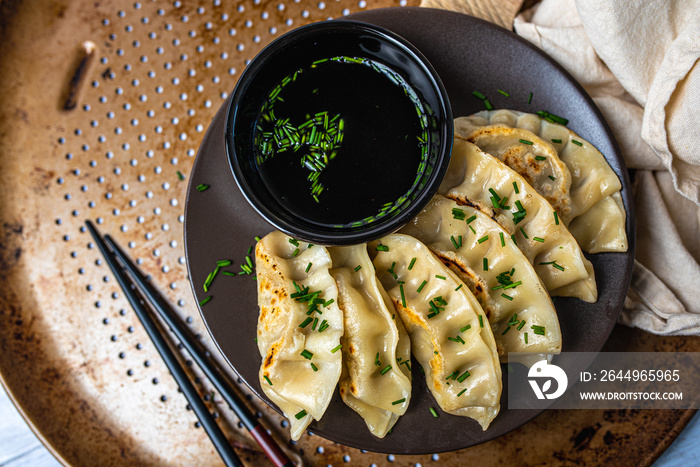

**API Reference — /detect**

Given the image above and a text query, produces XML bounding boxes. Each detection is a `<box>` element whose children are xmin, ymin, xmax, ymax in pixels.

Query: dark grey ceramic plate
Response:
<box><xmin>184</xmin><ymin>7</ymin><xmax>635</xmax><ymax>454</ymax></box>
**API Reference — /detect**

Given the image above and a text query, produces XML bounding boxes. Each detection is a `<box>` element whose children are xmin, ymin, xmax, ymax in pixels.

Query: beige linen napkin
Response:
<box><xmin>513</xmin><ymin>0</ymin><xmax>700</xmax><ymax>334</ymax></box>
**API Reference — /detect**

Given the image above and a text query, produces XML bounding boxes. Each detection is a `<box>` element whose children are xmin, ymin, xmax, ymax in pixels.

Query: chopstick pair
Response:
<box><xmin>85</xmin><ymin>220</ymin><xmax>294</xmax><ymax>467</ymax></box>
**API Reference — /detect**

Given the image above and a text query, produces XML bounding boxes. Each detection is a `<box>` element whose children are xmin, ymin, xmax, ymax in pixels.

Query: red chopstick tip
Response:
<box><xmin>250</xmin><ymin>425</ymin><xmax>294</xmax><ymax>467</ymax></box>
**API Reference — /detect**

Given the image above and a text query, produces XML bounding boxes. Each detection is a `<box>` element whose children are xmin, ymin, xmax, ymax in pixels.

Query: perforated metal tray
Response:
<box><xmin>0</xmin><ymin>0</ymin><xmax>696</xmax><ymax>465</ymax></box>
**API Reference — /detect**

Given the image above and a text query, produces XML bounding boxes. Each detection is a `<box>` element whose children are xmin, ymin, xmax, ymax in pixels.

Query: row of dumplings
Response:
<box><xmin>254</xmin><ymin>110</ymin><xmax>628</xmax><ymax>441</ymax></box>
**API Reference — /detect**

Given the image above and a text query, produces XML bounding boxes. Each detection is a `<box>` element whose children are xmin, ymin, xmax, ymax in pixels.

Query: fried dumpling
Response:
<box><xmin>369</xmin><ymin>234</ymin><xmax>501</xmax><ymax>430</ymax></box>
<box><xmin>454</xmin><ymin>118</ymin><xmax>573</xmax><ymax>221</ymax></box>
<box><xmin>255</xmin><ymin>231</ymin><xmax>343</xmax><ymax>441</ymax></box>
<box><xmin>439</xmin><ymin>138</ymin><xmax>597</xmax><ymax>303</ymax></box>
<box><xmin>328</xmin><ymin>245</ymin><xmax>412</xmax><ymax>438</ymax></box>
<box><xmin>400</xmin><ymin>195</ymin><xmax>562</xmax><ymax>364</ymax></box>
<box><xmin>456</xmin><ymin>109</ymin><xmax>627</xmax><ymax>253</ymax></box>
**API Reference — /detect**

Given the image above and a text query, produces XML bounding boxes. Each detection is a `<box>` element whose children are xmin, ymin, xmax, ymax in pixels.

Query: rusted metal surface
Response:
<box><xmin>0</xmin><ymin>0</ymin><xmax>696</xmax><ymax>465</ymax></box>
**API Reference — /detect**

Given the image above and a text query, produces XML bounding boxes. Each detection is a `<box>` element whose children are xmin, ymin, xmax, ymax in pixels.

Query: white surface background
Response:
<box><xmin>1</xmin><ymin>384</ymin><xmax>698</xmax><ymax>466</ymax></box>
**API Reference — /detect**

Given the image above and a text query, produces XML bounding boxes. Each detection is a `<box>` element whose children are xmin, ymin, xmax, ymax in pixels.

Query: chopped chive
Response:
<box><xmin>310</xmin><ymin>362</ymin><xmax>318</xmax><ymax>372</ymax></box>
<box><xmin>312</xmin><ymin>317</ymin><xmax>318</xmax><ymax>331</ymax></box>
<box><xmin>539</xmin><ymin>261</ymin><xmax>565</xmax><ymax>271</ymax></box>
<box><xmin>478</xmin><ymin>315</ymin><xmax>484</xmax><ymax>328</ymax></box>
<box><xmin>299</xmin><ymin>317</ymin><xmax>313</xmax><ymax>328</ymax></box>
<box><xmin>292</xmin><ymin>248</ymin><xmax>300</xmax><ymax>257</ymax></box>
<box><xmin>497</xmin><ymin>89</ymin><xmax>510</xmax><ymax>97</ymax></box>
<box><xmin>548</xmin><ymin>175</ymin><xmax>557</xmax><ymax>181</ymax></box>
<box><xmin>217</xmin><ymin>259</ymin><xmax>232</xmax><ymax>267</ymax></box>
<box><xmin>177</xmin><ymin>170</ymin><xmax>185</xmax><ymax>181</ymax></box>
<box><xmin>452</xmin><ymin>208</ymin><xmax>466</xmax><ymax>220</ymax></box>
<box><xmin>387</xmin><ymin>261</ymin><xmax>398</xmax><ymax>279</ymax></box>
<box><xmin>501</xmin><ymin>293</ymin><xmax>513</xmax><ymax>301</ymax></box>
<box><xmin>305</xmin><ymin>262</ymin><xmax>312</xmax><ymax>273</ymax></box>
<box><xmin>263</xmin><ymin>375</ymin><xmax>273</xmax><ymax>386</ymax></box>
<box><xmin>536</xmin><ymin>110</ymin><xmax>569</xmax><ymax>125</ymax></box>
<box><xmin>513</xmin><ymin>181</ymin><xmax>519</xmax><ymax>194</ymax></box>
<box><xmin>318</xmin><ymin>319</ymin><xmax>329</xmax><ymax>332</ymax></box>
<box><xmin>500</xmin><ymin>232</ymin><xmax>506</xmax><ymax>247</ymax></box>
<box><xmin>455</xmin><ymin>283</ymin><xmax>463</xmax><ymax>291</ymax></box>
<box><xmin>222</xmin><ymin>271</ymin><xmax>236</xmax><ymax>276</ymax></box>
<box><xmin>483</xmin><ymin>257</ymin><xmax>489</xmax><ymax>271</ymax></box>
<box><xmin>512</xmin><ymin>200</ymin><xmax>527</xmax><ymax>225</ymax></box>
<box><xmin>417</xmin><ymin>280</ymin><xmax>427</xmax><ymax>293</ymax></box>
<box><xmin>525</xmin><ymin>332</ymin><xmax>528</xmax><ymax>343</ymax></box>
<box><xmin>551</xmin><ymin>138</ymin><xmax>562</xmax><ymax>144</ymax></box>
<box><xmin>472</xmin><ymin>90</ymin><xmax>486</xmax><ymax>100</ymax></box>
<box><xmin>477</xmin><ymin>235</ymin><xmax>489</xmax><ymax>244</ymax></box>
<box><xmin>400</xmin><ymin>283</ymin><xmax>406</xmax><ymax>308</ymax></box>
<box><xmin>553</xmin><ymin>211</ymin><xmax>560</xmax><ymax>225</ymax></box>
<box><xmin>199</xmin><ymin>296</ymin><xmax>212</xmax><ymax>306</ymax></box>
<box><xmin>331</xmin><ymin>344</ymin><xmax>342</xmax><ymax>353</ymax></box>
<box><xmin>376</xmin><ymin>244</ymin><xmax>389</xmax><ymax>252</ymax></box>
<box><xmin>484</xmin><ymin>99</ymin><xmax>493</xmax><ymax>110</ymax></box>
<box><xmin>457</xmin><ymin>388</ymin><xmax>467</xmax><ymax>397</ymax></box>
<box><xmin>300</xmin><ymin>349</ymin><xmax>314</xmax><ymax>360</ymax></box>
<box><xmin>450</xmin><ymin>235</ymin><xmax>461</xmax><ymax>249</ymax></box>
<box><xmin>288</xmin><ymin>238</ymin><xmax>299</xmax><ymax>246</ymax></box>
<box><xmin>519</xmin><ymin>139</ymin><xmax>533</xmax><ymax>145</ymax></box>
<box><xmin>520</xmin><ymin>227</ymin><xmax>529</xmax><ymax>239</ymax></box>
<box><xmin>408</xmin><ymin>257</ymin><xmax>417</xmax><ymax>270</ymax></box>
<box><xmin>533</xmin><ymin>237</ymin><xmax>545</xmax><ymax>243</ymax></box>
<box><xmin>375</xmin><ymin>352</ymin><xmax>381</xmax><ymax>366</ymax></box>
<box><xmin>380</xmin><ymin>364</ymin><xmax>392</xmax><ymax>375</ymax></box>
<box><xmin>354</xmin><ymin>264</ymin><xmax>362</xmax><ymax>272</ymax></box>
<box><xmin>430</xmin><ymin>407</ymin><xmax>439</xmax><ymax>418</ymax></box>
<box><xmin>295</xmin><ymin>410</ymin><xmax>307</xmax><ymax>420</ymax></box>
<box><xmin>446</xmin><ymin>370</ymin><xmax>459</xmax><ymax>380</ymax></box>
<box><xmin>502</xmin><ymin>326</ymin><xmax>511</xmax><ymax>335</ymax></box>
<box><xmin>528</xmin><ymin>92</ymin><xmax>533</xmax><ymax>104</ymax></box>
<box><xmin>196</xmin><ymin>183</ymin><xmax>210</xmax><ymax>192</ymax></box>
<box><xmin>572</xmin><ymin>139</ymin><xmax>583</xmax><ymax>146</ymax></box>
<box><xmin>535</xmin><ymin>155</ymin><xmax>546</xmax><ymax>161</ymax></box>
<box><xmin>457</xmin><ymin>370</ymin><xmax>471</xmax><ymax>383</ymax></box>
<box><xmin>435</xmin><ymin>275</ymin><xmax>446</xmax><ymax>280</ymax></box>
<box><xmin>392</xmin><ymin>398</ymin><xmax>406</xmax><ymax>405</ymax></box>
<box><xmin>460</xmin><ymin>324</ymin><xmax>472</xmax><ymax>332</ymax></box>
<box><xmin>517</xmin><ymin>320</ymin><xmax>526</xmax><ymax>331</ymax></box>
<box><xmin>466</xmin><ymin>214</ymin><xmax>477</xmax><ymax>224</ymax></box>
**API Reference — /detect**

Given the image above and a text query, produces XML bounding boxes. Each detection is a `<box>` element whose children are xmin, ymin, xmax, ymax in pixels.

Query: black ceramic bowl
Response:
<box><xmin>226</xmin><ymin>20</ymin><xmax>452</xmax><ymax>245</ymax></box>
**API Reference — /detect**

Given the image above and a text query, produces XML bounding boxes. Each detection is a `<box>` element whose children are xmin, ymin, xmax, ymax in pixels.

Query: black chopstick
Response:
<box><xmin>85</xmin><ymin>221</ymin><xmax>293</xmax><ymax>467</ymax></box>
<box><xmin>85</xmin><ymin>221</ymin><xmax>243</xmax><ymax>466</ymax></box>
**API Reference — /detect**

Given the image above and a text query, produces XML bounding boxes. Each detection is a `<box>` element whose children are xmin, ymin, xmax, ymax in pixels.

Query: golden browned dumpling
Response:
<box><xmin>255</xmin><ymin>231</ymin><xmax>343</xmax><ymax>441</ymax></box>
<box><xmin>370</xmin><ymin>234</ymin><xmax>502</xmax><ymax>430</ymax></box>
<box><xmin>329</xmin><ymin>245</ymin><xmax>412</xmax><ymax>438</ymax></box>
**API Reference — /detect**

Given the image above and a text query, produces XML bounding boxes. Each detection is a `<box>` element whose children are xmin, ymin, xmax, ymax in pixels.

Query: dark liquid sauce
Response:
<box><xmin>255</xmin><ymin>59</ymin><xmax>426</xmax><ymax>227</ymax></box>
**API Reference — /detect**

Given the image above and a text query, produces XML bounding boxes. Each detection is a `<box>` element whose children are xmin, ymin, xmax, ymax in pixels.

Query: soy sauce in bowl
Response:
<box><xmin>227</xmin><ymin>20</ymin><xmax>452</xmax><ymax>245</ymax></box>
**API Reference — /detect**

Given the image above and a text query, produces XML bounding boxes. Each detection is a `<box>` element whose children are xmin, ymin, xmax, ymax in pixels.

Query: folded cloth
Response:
<box><xmin>513</xmin><ymin>0</ymin><xmax>700</xmax><ymax>334</ymax></box>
